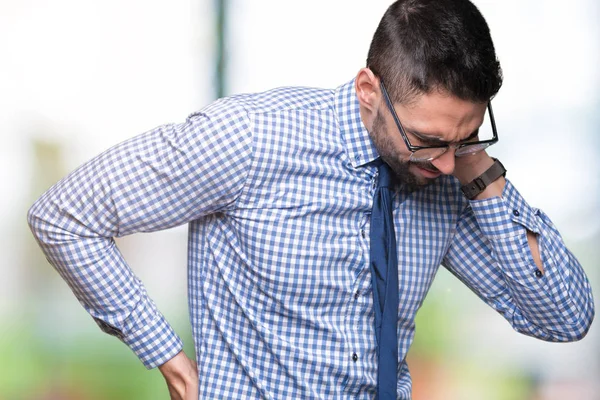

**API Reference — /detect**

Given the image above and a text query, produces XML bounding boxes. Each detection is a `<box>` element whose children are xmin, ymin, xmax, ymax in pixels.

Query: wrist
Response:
<box><xmin>460</xmin><ymin>158</ymin><xmax>507</xmax><ymax>200</ymax></box>
<box><xmin>453</xmin><ymin>152</ymin><xmax>495</xmax><ymax>185</ymax></box>
<box><xmin>470</xmin><ymin>176</ymin><xmax>506</xmax><ymax>200</ymax></box>
<box><xmin>159</xmin><ymin>351</ymin><xmax>198</xmax><ymax>399</ymax></box>
<box><xmin>159</xmin><ymin>351</ymin><xmax>196</xmax><ymax>381</ymax></box>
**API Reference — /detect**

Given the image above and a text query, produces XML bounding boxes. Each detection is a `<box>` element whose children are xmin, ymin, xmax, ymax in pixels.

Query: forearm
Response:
<box><xmin>445</xmin><ymin>180</ymin><xmax>594</xmax><ymax>341</ymax></box>
<box><xmin>454</xmin><ymin>153</ymin><xmax>543</xmax><ymax>271</ymax></box>
<box><xmin>25</xmin><ymin>123</ymin><xmax>191</xmax><ymax>368</ymax></box>
<box><xmin>28</xmin><ymin>194</ymin><xmax>183</xmax><ymax>368</ymax></box>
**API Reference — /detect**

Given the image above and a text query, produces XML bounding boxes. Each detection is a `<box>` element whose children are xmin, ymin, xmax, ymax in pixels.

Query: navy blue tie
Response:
<box><xmin>369</xmin><ymin>160</ymin><xmax>399</xmax><ymax>400</ymax></box>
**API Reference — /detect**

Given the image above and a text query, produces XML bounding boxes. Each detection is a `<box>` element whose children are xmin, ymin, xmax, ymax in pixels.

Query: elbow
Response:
<box><xmin>547</xmin><ymin>301</ymin><xmax>595</xmax><ymax>342</ymax></box>
<box><xmin>28</xmin><ymin>195</ymin><xmax>52</xmax><ymax>244</ymax></box>
<box><xmin>517</xmin><ymin>299</ymin><xmax>595</xmax><ymax>343</ymax></box>
<box><xmin>564</xmin><ymin>290</ymin><xmax>596</xmax><ymax>342</ymax></box>
<box><xmin>570</xmin><ymin>301</ymin><xmax>595</xmax><ymax>341</ymax></box>
<box><xmin>27</xmin><ymin>199</ymin><xmax>42</xmax><ymax>239</ymax></box>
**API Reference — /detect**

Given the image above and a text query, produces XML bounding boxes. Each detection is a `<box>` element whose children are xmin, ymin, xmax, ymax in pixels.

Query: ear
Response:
<box><xmin>354</xmin><ymin>68</ymin><xmax>381</xmax><ymax>131</ymax></box>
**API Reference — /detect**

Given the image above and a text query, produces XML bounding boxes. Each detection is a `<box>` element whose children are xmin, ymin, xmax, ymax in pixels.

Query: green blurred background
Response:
<box><xmin>1</xmin><ymin>1</ymin><xmax>598</xmax><ymax>399</ymax></box>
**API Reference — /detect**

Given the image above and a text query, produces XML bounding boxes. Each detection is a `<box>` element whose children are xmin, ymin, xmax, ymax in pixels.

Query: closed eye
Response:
<box><xmin>408</xmin><ymin>128</ymin><xmax>480</xmax><ymax>146</ymax></box>
<box><xmin>460</xmin><ymin>129</ymin><xmax>480</xmax><ymax>143</ymax></box>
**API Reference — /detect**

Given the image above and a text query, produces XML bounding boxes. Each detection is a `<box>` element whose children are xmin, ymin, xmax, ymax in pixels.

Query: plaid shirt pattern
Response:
<box><xmin>28</xmin><ymin>79</ymin><xmax>594</xmax><ymax>399</ymax></box>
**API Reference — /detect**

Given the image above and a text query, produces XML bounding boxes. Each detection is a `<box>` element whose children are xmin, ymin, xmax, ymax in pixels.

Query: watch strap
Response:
<box><xmin>460</xmin><ymin>158</ymin><xmax>506</xmax><ymax>200</ymax></box>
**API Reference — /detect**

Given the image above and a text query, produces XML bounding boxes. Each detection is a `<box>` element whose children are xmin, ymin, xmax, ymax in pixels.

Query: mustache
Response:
<box><xmin>409</xmin><ymin>159</ymin><xmax>439</xmax><ymax>172</ymax></box>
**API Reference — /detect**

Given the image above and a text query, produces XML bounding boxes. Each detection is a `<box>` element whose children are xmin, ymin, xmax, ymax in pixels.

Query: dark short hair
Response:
<box><xmin>367</xmin><ymin>0</ymin><xmax>503</xmax><ymax>104</ymax></box>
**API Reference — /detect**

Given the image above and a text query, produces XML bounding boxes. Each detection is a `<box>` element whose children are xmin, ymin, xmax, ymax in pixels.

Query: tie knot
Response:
<box><xmin>376</xmin><ymin>160</ymin><xmax>392</xmax><ymax>189</ymax></box>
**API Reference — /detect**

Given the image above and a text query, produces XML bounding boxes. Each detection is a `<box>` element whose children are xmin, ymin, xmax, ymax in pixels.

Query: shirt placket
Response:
<box><xmin>342</xmin><ymin>171</ymin><xmax>379</xmax><ymax>398</ymax></box>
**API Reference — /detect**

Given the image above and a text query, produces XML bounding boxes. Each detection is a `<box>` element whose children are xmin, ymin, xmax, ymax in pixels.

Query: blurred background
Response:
<box><xmin>1</xmin><ymin>0</ymin><xmax>598</xmax><ymax>399</ymax></box>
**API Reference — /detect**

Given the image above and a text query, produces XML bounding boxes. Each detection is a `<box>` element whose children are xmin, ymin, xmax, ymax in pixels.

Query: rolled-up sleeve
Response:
<box><xmin>27</xmin><ymin>97</ymin><xmax>254</xmax><ymax>368</ymax></box>
<box><xmin>443</xmin><ymin>180</ymin><xmax>594</xmax><ymax>341</ymax></box>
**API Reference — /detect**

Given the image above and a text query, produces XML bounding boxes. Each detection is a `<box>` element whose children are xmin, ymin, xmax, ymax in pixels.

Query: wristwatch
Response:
<box><xmin>460</xmin><ymin>158</ymin><xmax>506</xmax><ymax>200</ymax></box>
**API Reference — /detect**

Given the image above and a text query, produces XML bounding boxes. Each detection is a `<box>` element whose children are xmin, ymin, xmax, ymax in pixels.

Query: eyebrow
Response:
<box><xmin>407</xmin><ymin>128</ymin><xmax>480</xmax><ymax>144</ymax></box>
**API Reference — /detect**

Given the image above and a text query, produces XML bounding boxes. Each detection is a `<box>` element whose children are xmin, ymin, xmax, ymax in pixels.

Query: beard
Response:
<box><xmin>369</xmin><ymin>110</ymin><xmax>440</xmax><ymax>191</ymax></box>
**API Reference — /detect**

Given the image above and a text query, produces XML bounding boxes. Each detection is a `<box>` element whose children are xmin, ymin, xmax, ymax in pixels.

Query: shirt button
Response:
<box><xmin>354</xmin><ymin>290</ymin><xmax>360</xmax><ymax>299</ymax></box>
<box><xmin>535</xmin><ymin>270</ymin><xmax>543</xmax><ymax>278</ymax></box>
<box><xmin>513</xmin><ymin>209</ymin><xmax>520</xmax><ymax>217</ymax></box>
<box><xmin>360</xmin><ymin>229</ymin><xmax>366</xmax><ymax>239</ymax></box>
<box><xmin>352</xmin><ymin>352</ymin><xmax>358</xmax><ymax>362</ymax></box>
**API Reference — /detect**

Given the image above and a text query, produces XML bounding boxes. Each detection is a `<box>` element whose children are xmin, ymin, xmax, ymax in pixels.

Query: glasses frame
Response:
<box><xmin>379</xmin><ymin>80</ymin><xmax>499</xmax><ymax>161</ymax></box>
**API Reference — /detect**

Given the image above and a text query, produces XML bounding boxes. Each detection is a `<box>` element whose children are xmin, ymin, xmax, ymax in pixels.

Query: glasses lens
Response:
<box><xmin>408</xmin><ymin>104</ymin><xmax>497</xmax><ymax>161</ymax></box>
<box><xmin>455</xmin><ymin>106</ymin><xmax>496</xmax><ymax>157</ymax></box>
<box><xmin>455</xmin><ymin>142</ymin><xmax>491</xmax><ymax>157</ymax></box>
<box><xmin>410</xmin><ymin>147</ymin><xmax>448</xmax><ymax>162</ymax></box>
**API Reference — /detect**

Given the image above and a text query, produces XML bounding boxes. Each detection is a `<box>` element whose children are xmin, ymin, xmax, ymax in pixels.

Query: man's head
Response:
<box><xmin>356</xmin><ymin>0</ymin><xmax>502</xmax><ymax>188</ymax></box>
<box><xmin>367</xmin><ymin>0</ymin><xmax>502</xmax><ymax>106</ymax></box>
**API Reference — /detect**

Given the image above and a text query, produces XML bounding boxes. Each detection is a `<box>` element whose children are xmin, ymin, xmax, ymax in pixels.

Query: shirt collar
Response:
<box><xmin>334</xmin><ymin>78</ymin><xmax>380</xmax><ymax>168</ymax></box>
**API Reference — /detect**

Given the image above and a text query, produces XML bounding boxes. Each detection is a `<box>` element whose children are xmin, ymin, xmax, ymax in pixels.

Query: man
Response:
<box><xmin>28</xmin><ymin>0</ymin><xmax>594</xmax><ymax>399</ymax></box>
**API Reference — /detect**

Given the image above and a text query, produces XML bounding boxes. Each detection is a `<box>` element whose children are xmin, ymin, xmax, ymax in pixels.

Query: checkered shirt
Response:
<box><xmin>28</xmin><ymin>79</ymin><xmax>595</xmax><ymax>399</ymax></box>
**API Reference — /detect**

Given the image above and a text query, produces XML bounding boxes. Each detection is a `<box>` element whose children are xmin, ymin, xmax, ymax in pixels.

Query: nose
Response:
<box><xmin>431</xmin><ymin>148</ymin><xmax>456</xmax><ymax>175</ymax></box>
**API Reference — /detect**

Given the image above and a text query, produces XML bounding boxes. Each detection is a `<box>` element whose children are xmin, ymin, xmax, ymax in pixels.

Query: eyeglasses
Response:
<box><xmin>379</xmin><ymin>80</ymin><xmax>498</xmax><ymax>162</ymax></box>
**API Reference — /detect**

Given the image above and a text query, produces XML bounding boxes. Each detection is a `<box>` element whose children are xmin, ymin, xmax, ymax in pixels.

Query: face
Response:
<box><xmin>368</xmin><ymin>89</ymin><xmax>487</xmax><ymax>190</ymax></box>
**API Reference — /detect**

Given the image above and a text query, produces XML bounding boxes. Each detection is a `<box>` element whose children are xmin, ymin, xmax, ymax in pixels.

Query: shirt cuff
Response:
<box><xmin>121</xmin><ymin>312</ymin><xmax>184</xmax><ymax>369</ymax></box>
<box><xmin>468</xmin><ymin>179</ymin><xmax>542</xmax><ymax>239</ymax></box>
